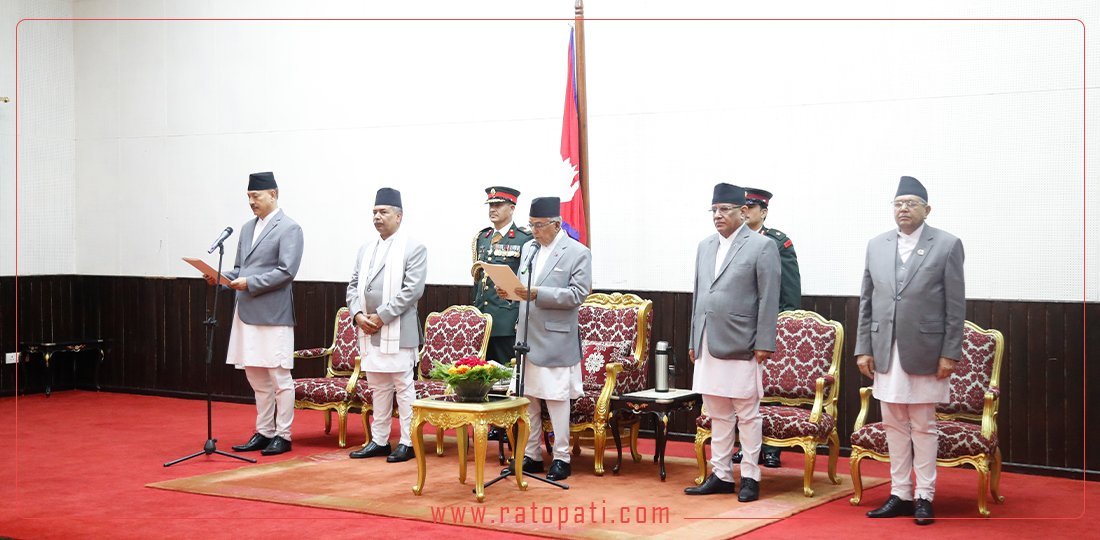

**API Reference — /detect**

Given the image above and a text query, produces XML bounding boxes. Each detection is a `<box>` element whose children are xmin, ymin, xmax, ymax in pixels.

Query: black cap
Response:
<box><xmin>744</xmin><ymin>187</ymin><xmax>773</xmax><ymax>207</ymax></box>
<box><xmin>248</xmin><ymin>172</ymin><xmax>277</xmax><ymax>191</ymax></box>
<box><xmin>485</xmin><ymin>186</ymin><xmax>520</xmax><ymax>204</ymax></box>
<box><xmin>530</xmin><ymin>197</ymin><xmax>560</xmax><ymax>218</ymax></box>
<box><xmin>712</xmin><ymin>183</ymin><xmax>746</xmax><ymax>205</ymax></box>
<box><xmin>896</xmin><ymin>176</ymin><xmax>928</xmax><ymax>202</ymax></box>
<box><xmin>375</xmin><ymin>187</ymin><xmax>402</xmax><ymax>208</ymax></box>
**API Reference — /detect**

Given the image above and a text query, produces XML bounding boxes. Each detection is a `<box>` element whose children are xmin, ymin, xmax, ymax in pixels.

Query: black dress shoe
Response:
<box><xmin>386</xmin><ymin>444</ymin><xmax>415</xmax><ymax>463</ymax></box>
<box><xmin>684</xmin><ymin>473</ymin><xmax>736</xmax><ymax>495</ymax></box>
<box><xmin>546</xmin><ymin>459</ymin><xmax>571</xmax><ymax>481</ymax></box>
<box><xmin>731</xmin><ymin>448</ymin><xmax>744</xmax><ymax>464</ymax></box>
<box><xmin>349</xmin><ymin>441</ymin><xmax>392</xmax><ymax>459</ymax></box>
<box><xmin>260</xmin><ymin>436</ymin><xmax>291</xmax><ymax>456</ymax></box>
<box><xmin>487</xmin><ymin>426</ymin><xmax>504</xmax><ymax>441</ymax></box>
<box><xmin>761</xmin><ymin>451</ymin><xmax>782</xmax><ymax>469</ymax></box>
<box><xmin>866</xmin><ymin>495</ymin><xmax>915</xmax><ymax>518</ymax></box>
<box><xmin>738</xmin><ymin>477</ymin><xmax>760</xmax><ymax>502</ymax></box>
<box><xmin>501</xmin><ymin>456</ymin><xmax>544</xmax><ymax>475</ymax></box>
<box><xmin>232</xmin><ymin>433</ymin><xmax>272</xmax><ymax>452</ymax></box>
<box><xmin>914</xmin><ymin>498</ymin><xmax>935</xmax><ymax>525</ymax></box>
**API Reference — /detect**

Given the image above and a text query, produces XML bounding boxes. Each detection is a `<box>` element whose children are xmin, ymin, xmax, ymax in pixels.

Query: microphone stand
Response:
<box><xmin>165</xmin><ymin>242</ymin><xmax>255</xmax><ymax>467</ymax></box>
<box><xmin>484</xmin><ymin>242</ymin><xmax>568</xmax><ymax>491</ymax></box>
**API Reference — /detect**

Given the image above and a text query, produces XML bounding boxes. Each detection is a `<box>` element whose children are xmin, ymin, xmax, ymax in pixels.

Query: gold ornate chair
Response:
<box><xmin>694</xmin><ymin>310</ymin><xmax>843</xmax><ymax>497</ymax></box>
<box><xmin>353</xmin><ymin>305</ymin><xmax>491</xmax><ymax>450</ymax></box>
<box><xmin>849</xmin><ymin>320</ymin><xmax>1005</xmax><ymax>516</ymax></box>
<box><xmin>542</xmin><ymin>292</ymin><xmax>653</xmax><ymax>475</ymax></box>
<box><xmin>292</xmin><ymin>307</ymin><xmax>362</xmax><ymax>447</ymax></box>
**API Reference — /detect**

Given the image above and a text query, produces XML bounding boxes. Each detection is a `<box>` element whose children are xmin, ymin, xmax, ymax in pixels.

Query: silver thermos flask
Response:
<box><xmin>654</xmin><ymin>341</ymin><xmax>670</xmax><ymax>392</ymax></box>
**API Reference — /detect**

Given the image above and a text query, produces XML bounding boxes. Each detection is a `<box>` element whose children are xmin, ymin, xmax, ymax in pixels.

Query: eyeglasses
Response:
<box><xmin>892</xmin><ymin>200</ymin><xmax>926</xmax><ymax>210</ymax></box>
<box><xmin>707</xmin><ymin>205</ymin><xmax>740</xmax><ymax>215</ymax></box>
<box><xmin>528</xmin><ymin>221</ymin><xmax>556</xmax><ymax>230</ymax></box>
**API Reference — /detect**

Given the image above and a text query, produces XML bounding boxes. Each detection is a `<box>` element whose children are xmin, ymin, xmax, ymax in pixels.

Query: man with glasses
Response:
<box><xmin>347</xmin><ymin>188</ymin><xmax>427</xmax><ymax>464</ymax></box>
<box><xmin>496</xmin><ymin>197</ymin><xmax>591</xmax><ymax>481</ymax></box>
<box><xmin>732</xmin><ymin>187</ymin><xmax>803</xmax><ymax>469</ymax></box>
<box><xmin>685</xmin><ymin>183</ymin><xmax>780</xmax><ymax>502</ymax></box>
<box><xmin>855</xmin><ymin>176</ymin><xmax>965</xmax><ymax>525</ymax></box>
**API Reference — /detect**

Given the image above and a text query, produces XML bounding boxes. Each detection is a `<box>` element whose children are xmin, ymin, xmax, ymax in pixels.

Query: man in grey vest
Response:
<box><xmin>684</xmin><ymin>183</ymin><xmax>780</xmax><ymax>502</ymax></box>
<box><xmin>855</xmin><ymin>176</ymin><xmax>965</xmax><ymax>525</ymax></box>
<box><xmin>225</xmin><ymin>171</ymin><xmax>305</xmax><ymax>457</ymax></box>
<box><xmin>497</xmin><ymin>197</ymin><xmax>591</xmax><ymax>481</ymax></box>
<box><xmin>347</xmin><ymin>188</ymin><xmax>428</xmax><ymax>463</ymax></box>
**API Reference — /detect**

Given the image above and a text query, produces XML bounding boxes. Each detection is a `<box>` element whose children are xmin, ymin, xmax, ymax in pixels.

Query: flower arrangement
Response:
<box><xmin>429</xmin><ymin>356</ymin><xmax>513</xmax><ymax>401</ymax></box>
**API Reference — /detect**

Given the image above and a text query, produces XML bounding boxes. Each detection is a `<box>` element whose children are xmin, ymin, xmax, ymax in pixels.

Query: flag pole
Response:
<box><xmin>574</xmin><ymin>0</ymin><xmax>591</xmax><ymax>246</ymax></box>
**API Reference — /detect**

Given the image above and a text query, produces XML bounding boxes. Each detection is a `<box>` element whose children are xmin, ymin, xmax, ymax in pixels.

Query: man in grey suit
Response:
<box><xmin>496</xmin><ymin>196</ymin><xmax>591</xmax><ymax>481</ymax></box>
<box><xmin>856</xmin><ymin>176</ymin><xmax>965</xmax><ymax>525</ymax></box>
<box><xmin>347</xmin><ymin>187</ymin><xmax>427</xmax><ymax>463</ymax></box>
<box><xmin>684</xmin><ymin>183</ymin><xmax>780</xmax><ymax>502</ymax></box>
<box><xmin>225</xmin><ymin>171</ymin><xmax>305</xmax><ymax>457</ymax></box>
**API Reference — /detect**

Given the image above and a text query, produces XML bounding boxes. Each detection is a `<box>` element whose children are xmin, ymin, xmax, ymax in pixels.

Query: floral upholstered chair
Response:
<box><xmin>849</xmin><ymin>320</ymin><xmax>1005</xmax><ymax>516</ymax></box>
<box><xmin>542</xmin><ymin>292</ymin><xmax>653</xmax><ymax>476</ymax></box>
<box><xmin>292</xmin><ymin>307</ymin><xmax>362</xmax><ymax>447</ymax></box>
<box><xmin>352</xmin><ymin>305</ymin><xmax>491</xmax><ymax>450</ymax></box>
<box><xmin>694</xmin><ymin>310</ymin><xmax>843</xmax><ymax>497</ymax></box>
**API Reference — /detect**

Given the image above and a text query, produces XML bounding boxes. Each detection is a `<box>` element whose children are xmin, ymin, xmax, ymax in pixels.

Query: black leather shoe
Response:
<box><xmin>232</xmin><ymin>433</ymin><xmax>271</xmax><ymax>452</ymax></box>
<box><xmin>914</xmin><ymin>498</ymin><xmax>934</xmax><ymax>525</ymax></box>
<box><xmin>386</xmin><ymin>444</ymin><xmax>415</xmax><ymax>463</ymax></box>
<box><xmin>731</xmin><ymin>448</ymin><xmax>744</xmax><ymax>464</ymax></box>
<box><xmin>260</xmin><ymin>436</ymin><xmax>291</xmax><ymax>456</ymax></box>
<box><xmin>349</xmin><ymin>441</ymin><xmax>391</xmax><ymax>459</ymax></box>
<box><xmin>546</xmin><ymin>459</ymin><xmax>571</xmax><ymax>481</ymax></box>
<box><xmin>866</xmin><ymin>495</ymin><xmax>915</xmax><ymax>518</ymax></box>
<box><xmin>684</xmin><ymin>473</ymin><xmax>736</xmax><ymax>495</ymax></box>
<box><xmin>487</xmin><ymin>427</ymin><xmax>504</xmax><ymax>441</ymax></box>
<box><xmin>738</xmin><ymin>477</ymin><xmax>760</xmax><ymax>502</ymax></box>
<box><xmin>762</xmin><ymin>451</ymin><xmax>782</xmax><ymax>468</ymax></box>
<box><xmin>501</xmin><ymin>456</ymin><xmax>544</xmax><ymax>475</ymax></box>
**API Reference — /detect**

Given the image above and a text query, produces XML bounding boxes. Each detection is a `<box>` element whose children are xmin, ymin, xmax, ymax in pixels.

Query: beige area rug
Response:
<box><xmin>149</xmin><ymin>442</ymin><xmax>886</xmax><ymax>539</ymax></box>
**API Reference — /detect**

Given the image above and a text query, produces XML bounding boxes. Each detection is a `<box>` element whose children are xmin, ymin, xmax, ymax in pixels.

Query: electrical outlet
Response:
<box><xmin>4</xmin><ymin>352</ymin><xmax>17</xmax><ymax>364</ymax></box>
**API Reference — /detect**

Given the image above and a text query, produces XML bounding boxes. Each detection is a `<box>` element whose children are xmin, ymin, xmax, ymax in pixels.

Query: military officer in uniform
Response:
<box><xmin>472</xmin><ymin>186</ymin><xmax>533</xmax><ymax>364</ymax></box>
<box><xmin>472</xmin><ymin>187</ymin><xmax>532</xmax><ymax>443</ymax></box>
<box><xmin>732</xmin><ymin>187</ymin><xmax>803</xmax><ymax>468</ymax></box>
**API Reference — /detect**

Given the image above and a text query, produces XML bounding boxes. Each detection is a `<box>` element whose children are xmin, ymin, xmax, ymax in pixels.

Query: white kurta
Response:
<box><xmin>226</xmin><ymin>307</ymin><xmax>295</xmax><ymax>369</ymax></box>
<box><xmin>692</xmin><ymin>332</ymin><xmax>762</xmax><ymax>399</ymax></box>
<box><xmin>360</xmin><ymin>339</ymin><xmax>417</xmax><ymax>373</ymax></box>
<box><xmin>872</xmin><ymin>224</ymin><xmax>949</xmax><ymax>404</ymax></box>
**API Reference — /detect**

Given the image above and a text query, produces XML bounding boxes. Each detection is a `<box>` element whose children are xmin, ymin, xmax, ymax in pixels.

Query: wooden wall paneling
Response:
<box><xmin>1086</xmin><ymin>303</ymin><xmax>1100</xmax><ymax>472</ymax></box>
<box><xmin>990</xmin><ymin>300</ymin><xmax>1012</xmax><ymax>463</ymax></box>
<box><xmin>1063</xmin><ymin>302</ymin><xmax>1084</xmax><ymax>470</ymax></box>
<box><xmin>1006</xmin><ymin>302</ymin><xmax>1029</xmax><ymax>464</ymax></box>
<box><xmin>1</xmin><ymin>278</ymin><xmax>14</xmax><ymax>393</ymax></box>
<box><xmin>1025</xmin><ymin>302</ymin><xmax>1048</xmax><ymax>466</ymax></box>
<box><xmin>1045</xmin><ymin>302</ymin><xmax>1066</xmax><ymax>467</ymax></box>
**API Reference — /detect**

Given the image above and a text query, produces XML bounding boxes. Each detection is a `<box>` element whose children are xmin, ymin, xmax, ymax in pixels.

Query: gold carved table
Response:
<box><xmin>411</xmin><ymin>395</ymin><xmax>530</xmax><ymax>502</ymax></box>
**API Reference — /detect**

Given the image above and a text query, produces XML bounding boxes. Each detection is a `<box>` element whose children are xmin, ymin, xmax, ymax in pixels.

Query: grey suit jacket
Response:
<box><xmin>690</xmin><ymin>226</ymin><xmax>781</xmax><ymax>360</ymax></box>
<box><xmin>514</xmin><ymin>234</ymin><xmax>592</xmax><ymax>368</ymax></box>
<box><xmin>224</xmin><ymin>210</ymin><xmax>304</xmax><ymax>326</ymax></box>
<box><xmin>854</xmin><ymin>224</ymin><xmax>966</xmax><ymax>375</ymax></box>
<box><xmin>346</xmin><ymin>237</ymin><xmax>428</xmax><ymax>349</ymax></box>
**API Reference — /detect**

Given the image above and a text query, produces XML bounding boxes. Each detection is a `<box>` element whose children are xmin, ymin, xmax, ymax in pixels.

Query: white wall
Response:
<box><xmin>9</xmin><ymin>0</ymin><xmax>1098</xmax><ymax>303</ymax></box>
<box><xmin>1</xmin><ymin>0</ymin><xmax>75</xmax><ymax>276</ymax></box>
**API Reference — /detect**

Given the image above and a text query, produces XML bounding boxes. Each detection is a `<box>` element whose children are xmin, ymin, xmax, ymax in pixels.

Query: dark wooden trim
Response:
<box><xmin>4</xmin><ymin>275</ymin><xmax>1096</xmax><ymax>476</ymax></box>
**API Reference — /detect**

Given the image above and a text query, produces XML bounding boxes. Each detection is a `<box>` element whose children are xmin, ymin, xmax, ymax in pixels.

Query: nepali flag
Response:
<box><xmin>559</xmin><ymin>28</ymin><xmax>588</xmax><ymax>246</ymax></box>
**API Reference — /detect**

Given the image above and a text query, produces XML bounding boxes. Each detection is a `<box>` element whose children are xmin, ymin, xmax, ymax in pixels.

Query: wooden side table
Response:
<box><xmin>610</xmin><ymin>388</ymin><xmax>701</xmax><ymax>481</ymax></box>
<box><xmin>411</xmin><ymin>395</ymin><xmax>530</xmax><ymax>502</ymax></box>
<box><xmin>19</xmin><ymin>340</ymin><xmax>108</xmax><ymax>396</ymax></box>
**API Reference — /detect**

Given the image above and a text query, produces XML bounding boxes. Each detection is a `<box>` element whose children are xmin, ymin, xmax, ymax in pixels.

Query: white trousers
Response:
<box><xmin>524</xmin><ymin>397</ymin><xmax>572</xmax><ymax>463</ymax></box>
<box><xmin>703</xmin><ymin>394</ymin><xmax>762</xmax><ymax>482</ymax></box>
<box><xmin>367</xmin><ymin>369</ymin><xmax>415</xmax><ymax>447</ymax></box>
<box><xmin>881</xmin><ymin>401</ymin><xmax>938</xmax><ymax>501</ymax></box>
<box><xmin>244</xmin><ymin>366</ymin><xmax>294</xmax><ymax>440</ymax></box>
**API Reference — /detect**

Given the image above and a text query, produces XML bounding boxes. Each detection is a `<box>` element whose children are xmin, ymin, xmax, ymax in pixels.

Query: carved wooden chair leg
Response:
<box><xmin>976</xmin><ymin>459</ymin><xmax>991</xmax><ymax>517</ymax></box>
<box><xmin>629</xmin><ymin>421</ymin><xmax>642</xmax><ymax>463</ymax></box>
<box><xmin>827</xmin><ymin>431</ymin><xmax>841</xmax><ymax>484</ymax></box>
<box><xmin>324</xmin><ymin>410</ymin><xmax>332</xmax><ymax>434</ymax></box>
<box><xmin>991</xmin><ymin>447</ymin><xmax>1005</xmax><ymax>503</ymax></box>
<box><xmin>849</xmin><ymin>452</ymin><xmax>865</xmax><ymax>505</ymax></box>
<box><xmin>801</xmin><ymin>441</ymin><xmax>817</xmax><ymax>497</ymax></box>
<box><xmin>693</xmin><ymin>429</ymin><xmax>711</xmax><ymax>485</ymax></box>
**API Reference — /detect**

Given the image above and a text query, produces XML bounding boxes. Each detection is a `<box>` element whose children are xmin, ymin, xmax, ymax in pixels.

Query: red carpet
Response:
<box><xmin>2</xmin><ymin>390</ymin><xmax>1097</xmax><ymax>539</ymax></box>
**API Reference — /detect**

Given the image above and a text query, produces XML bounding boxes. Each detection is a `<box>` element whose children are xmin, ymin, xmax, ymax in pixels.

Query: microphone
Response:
<box><xmin>207</xmin><ymin>226</ymin><xmax>234</xmax><ymax>254</ymax></box>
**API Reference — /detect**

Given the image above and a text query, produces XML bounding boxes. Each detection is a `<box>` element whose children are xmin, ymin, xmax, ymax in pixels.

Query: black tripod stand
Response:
<box><xmin>484</xmin><ymin>243</ymin><xmax>568</xmax><ymax>491</ymax></box>
<box><xmin>165</xmin><ymin>243</ymin><xmax>255</xmax><ymax>467</ymax></box>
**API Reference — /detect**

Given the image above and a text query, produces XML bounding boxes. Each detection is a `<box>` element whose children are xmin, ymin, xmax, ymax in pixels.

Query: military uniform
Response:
<box><xmin>472</xmin><ymin>219</ymin><xmax>532</xmax><ymax>364</ymax></box>
<box><xmin>758</xmin><ymin>226</ymin><xmax>802</xmax><ymax>312</ymax></box>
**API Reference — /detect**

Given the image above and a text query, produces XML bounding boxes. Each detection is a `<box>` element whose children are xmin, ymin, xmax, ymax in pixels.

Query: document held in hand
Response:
<box><xmin>183</xmin><ymin>257</ymin><xmax>232</xmax><ymax>286</ymax></box>
<box><xmin>477</xmin><ymin>262</ymin><xmax>526</xmax><ymax>301</ymax></box>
